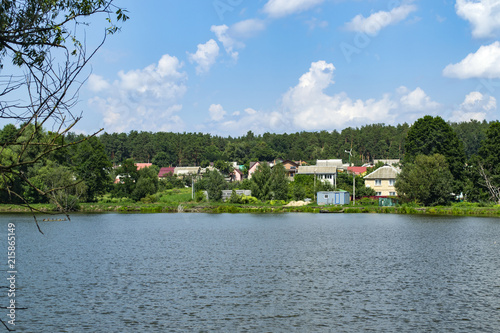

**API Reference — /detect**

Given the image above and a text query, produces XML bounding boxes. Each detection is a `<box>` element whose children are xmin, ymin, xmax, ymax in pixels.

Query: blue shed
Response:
<box><xmin>317</xmin><ymin>191</ymin><xmax>350</xmax><ymax>205</ymax></box>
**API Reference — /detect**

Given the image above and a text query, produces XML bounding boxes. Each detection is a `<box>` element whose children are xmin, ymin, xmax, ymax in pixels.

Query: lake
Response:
<box><xmin>1</xmin><ymin>213</ymin><xmax>500</xmax><ymax>332</ymax></box>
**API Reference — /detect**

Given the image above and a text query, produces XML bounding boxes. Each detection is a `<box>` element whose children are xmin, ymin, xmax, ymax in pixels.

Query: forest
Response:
<box><xmin>97</xmin><ymin>120</ymin><xmax>489</xmax><ymax>167</ymax></box>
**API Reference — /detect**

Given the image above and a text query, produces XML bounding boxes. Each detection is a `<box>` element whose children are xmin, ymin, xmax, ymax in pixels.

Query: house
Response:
<box><xmin>317</xmin><ymin>191</ymin><xmax>350</xmax><ymax>205</ymax></box>
<box><xmin>174</xmin><ymin>166</ymin><xmax>200</xmax><ymax>177</ymax></box>
<box><xmin>364</xmin><ymin>165</ymin><xmax>401</xmax><ymax>196</ymax></box>
<box><xmin>229</xmin><ymin>168</ymin><xmax>244</xmax><ymax>182</ymax></box>
<box><xmin>347</xmin><ymin>166</ymin><xmax>368</xmax><ymax>176</ymax></box>
<box><xmin>280</xmin><ymin>160</ymin><xmax>300</xmax><ymax>178</ymax></box>
<box><xmin>248</xmin><ymin>161</ymin><xmax>262</xmax><ymax>179</ymax></box>
<box><xmin>158</xmin><ymin>167</ymin><xmax>175</xmax><ymax>178</ymax></box>
<box><xmin>297</xmin><ymin>165</ymin><xmax>337</xmax><ymax>186</ymax></box>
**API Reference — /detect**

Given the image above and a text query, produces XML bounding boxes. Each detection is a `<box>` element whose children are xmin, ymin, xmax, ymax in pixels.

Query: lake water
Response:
<box><xmin>1</xmin><ymin>213</ymin><xmax>500</xmax><ymax>332</ymax></box>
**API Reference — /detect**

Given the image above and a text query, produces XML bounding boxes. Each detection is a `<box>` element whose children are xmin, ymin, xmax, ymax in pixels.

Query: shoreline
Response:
<box><xmin>1</xmin><ymin>203</ymin><xmax>500</xmax><ymax>217</ymax></box>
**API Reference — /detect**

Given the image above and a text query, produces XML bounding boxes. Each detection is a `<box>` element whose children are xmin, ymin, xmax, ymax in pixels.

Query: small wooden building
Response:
<box><xmin>317</xmin><ymin>191</ymin><xmax>350</xmax><ymax>205</ymax></box>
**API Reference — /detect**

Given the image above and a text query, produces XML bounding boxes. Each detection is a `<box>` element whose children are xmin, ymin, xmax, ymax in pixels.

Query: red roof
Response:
<box><xmin>348</xmin><ymin>166</ymin><xmax>367</xmax><ymax>175</ymax></box>
<box><xmin>158</xmin><ymin>167</ymin><xmax>175</xmax><ymax>177</ymax></box>
<box><xmin>135</xmin><ymin>163</ymin><xmax>152</xmax><ymax>170</ymax></box>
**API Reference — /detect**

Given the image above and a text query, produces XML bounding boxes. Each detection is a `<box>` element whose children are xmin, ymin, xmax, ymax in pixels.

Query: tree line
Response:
<box><xmin>2</xmin><ymin>117</ymin><xmax>499</xmax><ymax>208</ymax></box>
<box><xmin>98</xmin><ymin>120</ymin><xmax>490</xmax><ymax>168</ymax></box>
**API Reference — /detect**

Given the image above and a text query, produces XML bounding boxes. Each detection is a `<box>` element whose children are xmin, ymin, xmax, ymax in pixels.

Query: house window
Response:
<box><xmin>324</xmin><ymin>195</ymin><xmax>329</xmax><ymax>199</ymax></box>
<box><xmin>376</xmin><ymin>192</ymin><xmax>382</xmax><ymax>196</ymax></box>
<box><xmin>389</xmin><ymin>179</ymin><xmax>395</xmax><ymax>186</ymax></box>
<box><xmin>375</xmin><ymin>179</ymin><xmax>382</xmax><ymax>186</ymax></box>
<box><xmin>389</xmin><ymin>192</ymin><xmax>396</xmax><ymax>196</ymax></box>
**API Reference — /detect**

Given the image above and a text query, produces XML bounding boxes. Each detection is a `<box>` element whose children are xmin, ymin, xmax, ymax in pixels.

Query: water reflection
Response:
<box><xmin>1</xmin><ymin>213</ymin><xmax>499</xmax><ymax>332</ymax></box>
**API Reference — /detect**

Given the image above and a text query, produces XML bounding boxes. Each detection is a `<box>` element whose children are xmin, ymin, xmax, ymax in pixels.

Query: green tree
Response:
<box><xmin>451</xmin><ymin>120</ymin><xmax>489</xmax><ymax>159</ymax></box>
<box><xmin>270</xmin><ymin>163</ymin><xmax>288</xmax><ymax>200</ymax></box>
<box><xmin>336</xmin><ymin>173</ymin><xmax>375</xmax><ymax>198</ymax></box>
<box><xmin>113</xmin><ymin>159</ymin><xmax>139</xmax><ymax>198</ymax></box>
<box><xmin>404</xmin><ymin>116</ymin><xmax>466</xmax><ymax>191</ymax></box>
<box><xmin>205</xmin><ymin>169</ymin><xmax>226</xmax><ymax>201</ymax></box>
<box><xmin>396</xmin><ymin>154</ymin><xmax>454</xmax><ymax>206</ymax></box>
<box><xmin>214</xmin><ymin>160</ymin><xmax>233</xmax><ymax>175</ymax></box>
<box><xmin>131</xmin><ymin>166</ymin><xmax>159</xmax><ymax>202</ymax></box>
<box><xmin>71</xmin><ymin>136</ymin><xmax>112</xmax><ymax>202</ymax></box>
<box><xmin>36</xmin><ymin>161</ymin><xmax>87</xmax><ymax>211</ymax></box>
<box><xmin>477</xmin><ymin>121</ymin><xmax>500</xmax><ymax>203</ymax></box>
<box><xmin>152</xmin><ymin>151</ymin><xmax>171</xmax><ymax>167</ymax></box>
<box><xmin>0</xmin><ymin>0</ymin><xmax>127</xmax><ymax>211</ymax></box>
<box><xmin>250</xmin><ymin>163</ymin><xmax>272</xmax><ymax>201</ymax></box>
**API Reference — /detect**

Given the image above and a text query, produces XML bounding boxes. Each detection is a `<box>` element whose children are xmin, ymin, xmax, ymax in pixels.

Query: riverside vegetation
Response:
<box><xmin>3</xmin><ymin>187</ymin><xmax>500</xmax><ymax>218</ymax></box>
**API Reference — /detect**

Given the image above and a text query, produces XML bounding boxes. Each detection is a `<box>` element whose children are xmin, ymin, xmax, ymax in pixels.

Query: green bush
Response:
<box><xmin>357</xmin><ymin>197</ymin><xmax>378</xmax><ymax>206</ymax></box>
<box><xmin>240</xmin><ymin>195</ymin><xmax>259</xmax><ymax>204</ymax></box>
<box><xmin>228</xmin><ymin>190</ymin><xmax>242</xmax><ymax>204</ymax></box>
<box><xmin>140</xmin><ymin>194</ymin><xmax>157</xmax><ymax>204</ymax></box>
<box><xmin>195</xmin><ymin>190</ymin><xmax>206</xmax><ymax>202</ymax></box>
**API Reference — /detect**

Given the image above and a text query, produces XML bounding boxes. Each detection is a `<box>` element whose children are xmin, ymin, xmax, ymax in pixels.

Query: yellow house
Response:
<box><xmin>364</xmin><ymin>165</ymin><xmax>400</xmax><ymax>196</ymax></box>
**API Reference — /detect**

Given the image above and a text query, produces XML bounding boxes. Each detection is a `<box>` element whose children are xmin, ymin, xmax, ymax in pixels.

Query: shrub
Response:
<box><xmin>195</xmin><ymin>190</ymin><xmax>206</xmax><ymax>202</ymax></box>
<box><xmin>240</xmin><ymin>195</ymin><xmax>259</xmax><ymax>204</ymax></box>
<box><xmin>140</xmin><ymin>194</ymin><xmax>157</xmax><ymax>204</ymax></box>
<box><xmin>357</xmin><ymin>197</ymin><xmax>378</xmax><ymax>206</ymax></box>
<box><xmin>228</xmin><ymin>190</ymin><xmax>242</xmax><ymax>204</ymax></box>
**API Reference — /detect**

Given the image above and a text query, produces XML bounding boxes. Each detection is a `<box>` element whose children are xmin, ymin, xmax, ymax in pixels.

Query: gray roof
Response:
<box><xmin>297</xmin><ymin>165</ymin><xmax>337</xmax><ymax>175</ymax></box>
<box><xmin>200</xmin><ymin>166</ymin><xmax>217</xmax><ymax>174</ymax></box>
<box><xmin>374</xmin><ymin>159</ymin><xmax>400</xmax><ymax>166</ymax></box>
<box><xmin>364</xmin><ymin>165</ymin><xmax>400</xmax><ymax>179</ymax></box>
<box><xmin>316</xmin><ymin>159</ymin><xmax>344</xmax><ymax>167</ymax></box>
<box><xmin>174</xmin><ymin>167</ymin><xmax>200</xmax><ymax>175</ymax></box>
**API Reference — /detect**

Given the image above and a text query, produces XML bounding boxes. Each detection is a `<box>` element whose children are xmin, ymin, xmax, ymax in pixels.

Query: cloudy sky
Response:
<box><xmin>77</xmin><ymin>0</ymin><xmax>500</xmax><ymax>135</ymax></box>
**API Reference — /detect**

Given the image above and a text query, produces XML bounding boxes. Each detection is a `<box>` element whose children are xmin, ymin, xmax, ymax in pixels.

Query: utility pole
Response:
<box><xmin>353</xmin><ymin>171</ymin><xmax>355</xmax><ymax>206</ymax></box>
<box><xmin>314</xmin><ymin>170</ymin><xmax>316</xmax><ymax>203</ymax></box>
<box><xmin>345</xmin><ymin>148</ymin><xmax>354</xmax><ymax>205</ymax></box>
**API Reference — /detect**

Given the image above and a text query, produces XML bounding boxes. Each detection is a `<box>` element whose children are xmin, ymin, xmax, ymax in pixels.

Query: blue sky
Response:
<box><xmin>74</xmin><ymin>0</ymin><xmax>500</xmax><ymax>136</ymax></box>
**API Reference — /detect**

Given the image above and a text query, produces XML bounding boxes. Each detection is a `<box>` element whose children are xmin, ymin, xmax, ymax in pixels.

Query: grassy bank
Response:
<box><xmin>2</xmin><ymin>201</ymin><xmax>500</xmax><ymax>217</ymax></box>
<box><xmin>2</xmin><ymin>188</ymin><xmax>500</xmax><ymax>216</ymax></box>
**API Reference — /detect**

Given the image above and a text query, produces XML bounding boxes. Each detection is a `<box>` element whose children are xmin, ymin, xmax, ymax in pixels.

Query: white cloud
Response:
<box><xmin>263</xmin><ymin>0</ymin><xmax>325</xmax><ymax>18</ymax></box>
<box><xmin>88</xmin><ymin>74</ymin><xmax>110</xmax><ymax>92</ymax></box>
<box><xmin>188</xmin><ymin>39</ymin><xmax>220</xmax><ymax>75</ymax></box>
<box><xmin>305</xmin><ymin>17</ymin><xmax>329</xmax><ymax>30</ymax></box>
<box><xmin>209</xmin><ymin>104</ymin><xmax>227</xmax><ymax>121</ymax></box>
<box><xmin>281</xmin><ymin>61</ymin><xmax>398</xmax><ymax>130</ymax></box>
<box><xmin>210</xmin><ymin>20</ymin><xmax>267</xmax><ymax>62</ymax></box>
<box><xmin>245</xmin><ymin>108</ymin><xmax>258</xmax><ymax>115</ymax></box>
<box><xmin>231</xmin><ymin>19</ymin><xmax>267</xmax><ymax>38</ymax></box>
<box><xmin>443</xmin><ymin>41</ymin><xmax>500</xmax><ymax>79</ymax></box>
<box><xmin>211</xmin><ymin>25</ymin><xmax>241</xmax><ymax>61</ymax></box>
<box><xmin>399</xmin><ymin>87</ymin><xmax>440</xmax><ymax>111</ymax></box>
<box><xmin>450</xmin><ymin>91</ymin><xmax>497</xmax><ymax>122</ymax></box>
<box><xmin>345</xmin><ymin>3</ymin><xmax>417</xmax><ymax>35</ymax></box>
<box><xmin>456</xmin><ymin>0</ymin><xmax>500</xmax><ymax>38</ymax></box>
<box><xmin>208</xmin><ymin>62</ymin><xmax>442</xmax><ymax>134</ymax></box>
<box><xmin>87</xmin><ymin>54</ymin><xmax>187</xmax><ymax>133</ymax></box>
